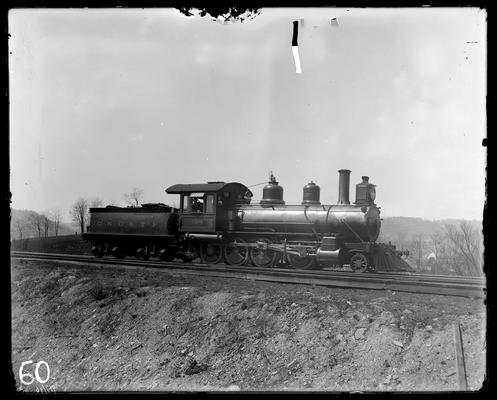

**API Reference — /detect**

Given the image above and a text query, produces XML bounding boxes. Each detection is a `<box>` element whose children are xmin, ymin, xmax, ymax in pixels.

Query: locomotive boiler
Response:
<box><xmin>83</xmin><ymin>169</ymin><xmax>413</xmax><ymax>273</ymax></box>
<box><xmin>227</xmin><ymin>170</ymin><xmax>381</xmax><ymax>270</ymax></box>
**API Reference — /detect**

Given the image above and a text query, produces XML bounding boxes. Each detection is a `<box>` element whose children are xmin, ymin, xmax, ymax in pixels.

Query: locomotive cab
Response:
<box><xmin>165</xmin><ymin>182</ymin><xmax>253</xmax><ymax>234</ymax></box>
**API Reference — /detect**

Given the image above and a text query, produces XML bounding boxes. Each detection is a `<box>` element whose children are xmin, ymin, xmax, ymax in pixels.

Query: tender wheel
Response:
<box><xmin>135</xmin><ymin>248</ymin><xmax>147</xmax><ymax>260</ymax></box>
<box><xmin>91</xmin><ymin>245</ymin><xmax>104</xmax><ymax>258</ymax></box>
<box><xmin>158</xmin><ymin>248</ymin><xmax>175</xmax><ymax>262</ymax></box>
<box><xmin>111</xmin><ymin>247</ymin><xmax>124</xmax><ymax>259</ymax></box>
<box><xmin>223</xmin><ymin>237</ymin><xmax>249</xmax><ymax>266</ymax></box>
<box><xmin>250</xmin><ymin>238</ymin><xmax>277</xmax><ymax>268</ymax></box>
<box><xmin>350</xmin><ymin>252</ymin><xmax>369</xmax><ymax>273</ymax></box>
<box><xmin>199</xmin><ymin>243</ymin><xmax>223</xmax><ymax>264</ymax></box>
<box><xmin>287</xmin><ymin>253</ymin><xmax>316</xmax><ymax>270</ymax></box>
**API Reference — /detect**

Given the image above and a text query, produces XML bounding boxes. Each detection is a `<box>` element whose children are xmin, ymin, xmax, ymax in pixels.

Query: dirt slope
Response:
<box><xmin>11</xmin><ymin>259</ymin><xmax>486</xmax><ymax>392</ymax></box>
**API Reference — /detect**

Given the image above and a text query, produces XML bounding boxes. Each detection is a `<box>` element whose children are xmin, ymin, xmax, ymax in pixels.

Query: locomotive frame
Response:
<box><xmin>82</xmin><ymin>170</ymin><xmax>412</xmax><ymax>273</ymax></box>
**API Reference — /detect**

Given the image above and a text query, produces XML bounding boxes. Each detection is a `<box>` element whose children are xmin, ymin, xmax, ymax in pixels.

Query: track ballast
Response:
<box><xmin>11</xmin><ymin>251</ymin><xmax>485</xmax><ymax>299</ymax></box>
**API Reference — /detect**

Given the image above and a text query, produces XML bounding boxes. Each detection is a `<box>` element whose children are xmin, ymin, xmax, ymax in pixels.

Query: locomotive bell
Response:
<box><xmin>302</xmin><ymin>181</ymin><xmax>321</xmax><ymax>205</ymax></box>
<box><xmin>260</xmin><ymin>171</ymin><xmax>285</xmax><ymax>206</ymax></box>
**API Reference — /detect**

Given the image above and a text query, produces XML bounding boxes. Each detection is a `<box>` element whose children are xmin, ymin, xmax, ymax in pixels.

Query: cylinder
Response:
<box><xmin>337</xmin><ymin>169</ymin><xmax>351</xmax><ymax>205</ymax></box>
<box><xmin>316</xmin><ymin>248</ymin><xmax>340</xmax><ymax>263</ymax></box>
<box><xmin>302</xmin><ymin>181</ymin><xmax>321</xmax><ymax>205</ymax></box>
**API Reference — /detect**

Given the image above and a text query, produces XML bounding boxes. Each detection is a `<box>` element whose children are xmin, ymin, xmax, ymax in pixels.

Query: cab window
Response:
<box><xmin>182</xmin><ymin>195</ymin><xmax>192</xmax><ymax>212</ymax></box>
<box><xmin>205</xmin><ymin>194</ymin><xmax>215</xmax><ymax>213</ymax></box>
<box><xmin>192</xmin><ymin>196</ymin><xmax>204</xmax><ymax>213</ymax></box>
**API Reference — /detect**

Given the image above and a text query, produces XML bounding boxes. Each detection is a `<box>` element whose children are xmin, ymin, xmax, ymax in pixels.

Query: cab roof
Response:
<box><xmin>165</xmin><ymin>182</ymin><xmax>252</xmax><ymax>196</ymax></box>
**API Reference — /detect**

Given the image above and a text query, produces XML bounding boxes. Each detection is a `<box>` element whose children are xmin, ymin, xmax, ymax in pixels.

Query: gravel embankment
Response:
<box><xmin>11</xmin><ymin>259</ymin><xmax>486</xmax><ymax>392</ymax></box>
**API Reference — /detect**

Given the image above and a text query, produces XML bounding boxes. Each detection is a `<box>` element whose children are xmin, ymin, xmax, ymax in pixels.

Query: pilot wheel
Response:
<box><xmin>350</xmin><ymin>252</ymin><xmax>369</xmax><ymax>273</ymax></box>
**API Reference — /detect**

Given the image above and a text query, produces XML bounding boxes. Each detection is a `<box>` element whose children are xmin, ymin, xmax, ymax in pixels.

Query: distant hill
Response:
<box><xmin>10</xmin><ymin>209</ymin><xmax>76</xmax><ymax>240</ymax></box>
<box><xmin>378</xmin><ymin>216</ymin><xmax>483</xmax><ymax>276</ymax></box>
<box><xmin>378</xmin><ymin>216</ymin><xmax>482</xmax><ymax>243</ymax></box>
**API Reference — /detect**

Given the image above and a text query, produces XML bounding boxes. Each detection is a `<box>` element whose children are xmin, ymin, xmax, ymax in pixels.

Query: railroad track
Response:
<box><xmin>11</xmin><ymin>251</ymin><xmax>486</xmax><ymax>299</ymax></box>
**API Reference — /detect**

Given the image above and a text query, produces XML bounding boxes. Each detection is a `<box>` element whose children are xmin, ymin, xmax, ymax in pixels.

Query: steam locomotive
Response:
<box><xmin>82</xmin><ymin>169</ymin><xmax>412</xmax><ymax>272</ymax></box>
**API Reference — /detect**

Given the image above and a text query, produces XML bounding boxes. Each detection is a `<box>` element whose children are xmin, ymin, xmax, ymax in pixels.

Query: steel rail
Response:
<box><xmin>11</xmin><ymin>251</ymin><xmax>484</xmax><ymax>286</ymax></box>
<box><xmin>11</xmin><ymin>251</ymin><xmax>485</xmax><ymax>298</ymax></box>
<box><xmin>368</xmin><ymin>271</ymin><xmax>485</xmax><ymax>284</ymax></box>
<box><xmin>11</xmin><ymin>251</ymin><xmax>484</xmax><ymax>283</ymax></box>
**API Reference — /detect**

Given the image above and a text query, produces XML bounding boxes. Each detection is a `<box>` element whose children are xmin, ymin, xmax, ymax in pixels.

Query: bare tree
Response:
<box><xmin>50</xmin><ymin>208</ymin><xmax>62</xmax><ymax>236</ymax></box>
<box><xmin>444</xmin><ymin>222</ymin><xmax>482</xmax><ymax>276</ymax></box>
<box><xmin>41</xmin><ymin>213</ymin><xmax>51</xmax><ymax>237</ymax></box>
<box><xmin>70</xmin><ymin>198</ymin><xmax>89</xmax><ymax>234</ymax></box>
<box><xmin>28</xmin><ymin>212</ymin><xmax>43</xmax><ymax>238</ymax></box>
<box><xmin>15</xmin><ymin>220</ymin><xmax>25</xmax><ymax>240</ymax></box>
<box><xmin>90</xmin><ymin>197</ymin><xmax>105</xmax><ymax>208</ymax></box>
<box><xmin>123</xmin><ymin>188</ymin><xmax>144</xmax><ymax>207</ymax></box>
<box><xmin>395</xmin><ymin>231</ymin><xmax>406</xmax><ymax>251</ymax></box>
<box><xmin>409</xmin><ymin>233</ymin><xmax>424</xmax><ymax>271</ymax></box>
<box><xmin>429</xmin><ymin>232</ymin><xmax>445</xmax><ymax>275</ymax></box>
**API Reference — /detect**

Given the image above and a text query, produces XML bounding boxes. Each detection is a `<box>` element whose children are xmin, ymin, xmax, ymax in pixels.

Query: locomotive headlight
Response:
<box><xmin>369</xmin><ymin>187</ymin><xmax>376</xmax><ymax>201</ymax></box>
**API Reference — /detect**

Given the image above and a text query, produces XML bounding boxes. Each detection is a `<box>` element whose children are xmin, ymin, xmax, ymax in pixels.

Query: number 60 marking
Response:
<box><xmin>19</xmin><ymin>360</ymin><xmax>50</xmax><ymax>385</ymax></box>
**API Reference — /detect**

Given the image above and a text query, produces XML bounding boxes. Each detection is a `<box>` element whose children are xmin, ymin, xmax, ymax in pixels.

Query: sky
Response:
<box><xmin>9</xmin><ymin>7</ymin><xmax>486</xmax><ymax>222</ymax></box>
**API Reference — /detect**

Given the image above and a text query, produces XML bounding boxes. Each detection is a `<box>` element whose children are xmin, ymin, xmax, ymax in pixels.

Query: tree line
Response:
<box><xmin>381</xmin><ymin>220</ymin><xmax>483</xmax><ymax>277</ymax></box>
<box><xmin>70</xmin><ymin>188</ymin><xmax>144</xmax><ymax>234</ymax></box>
<box><xmin>12</xmin><ymin>188</ymin><xmax>145</xmax><ymax>240</ymax></box>
<box><xmin>12</xmin><ymin>209</ymin><xmax>63</xmax><ymax>240</ymax></box>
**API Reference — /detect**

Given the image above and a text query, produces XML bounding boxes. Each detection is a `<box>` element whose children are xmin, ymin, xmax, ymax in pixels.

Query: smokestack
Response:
<box><xmin>337</xmin><ymin>169</ymin><xmax>351</xmax><ymax>205</ymax></box>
